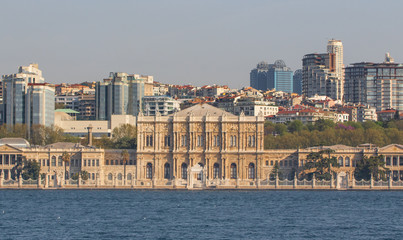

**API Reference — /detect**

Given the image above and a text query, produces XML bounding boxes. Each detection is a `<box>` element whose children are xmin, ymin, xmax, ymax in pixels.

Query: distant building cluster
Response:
<box><xmin>0</xmin><ymin>39</ymin><xmax>402</xmax><ymax>138</ymax></box>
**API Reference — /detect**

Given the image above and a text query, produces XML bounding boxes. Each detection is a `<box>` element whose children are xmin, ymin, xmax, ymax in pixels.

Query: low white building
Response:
<box><xmin>142</xmin><ymin>96</ymin><xmax>180</xmax><ymax>116</ymax></box>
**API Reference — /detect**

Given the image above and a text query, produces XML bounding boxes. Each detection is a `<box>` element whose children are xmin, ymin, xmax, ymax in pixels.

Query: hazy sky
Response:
<box><xmin>0</xmin><ymin>0</ymin><xmax>402</xmax><ymax>88</ymax></box>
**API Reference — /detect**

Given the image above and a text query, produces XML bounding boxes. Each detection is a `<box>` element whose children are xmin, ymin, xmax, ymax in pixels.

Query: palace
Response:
<box><xmin>0</xmin><ymin>104</ymin><xmax>403</xmax><ymax>189</ymax></box>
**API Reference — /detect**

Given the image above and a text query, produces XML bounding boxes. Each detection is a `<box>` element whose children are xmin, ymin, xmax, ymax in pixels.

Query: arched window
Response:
<box><xmin>213</xmin><ymin>163</ymin><xmax>220</xmax><ymax>179</ymax></box>
<box><xmin>345</xmin><ymin>157</ymin><xmax>350</xmax><ymax>167</ymax></box>
<box><xmin>146</xmin><ymin>163</ymin><xmax>153</xmax><ymax>179</ymax></box>
<box><xmin>108</xmin><ymin>173</ymin><xmax>112</xmax><ymax>181</ymax></box>
<box><xmin>248</xmin><ymin>163</ymin><xmax>255</xmax><ymax>179</ymax></box>
<box><xmin>118</xmin><ymin>173</ymin><xmax>122</xmax><ymax>180</ymax></box>
<box><xmin>127</xmin><ymin>173</ymin><xmax>132</xmax><ymax>180</ymax></box>
<box><xmin>164</xmin><ymin>163</ymin><xmax>170</xmax><ymax>179</ymax></box>
<box><xmin>181</xmin><ymin>163</ymin><xmax>188</xmax><ymax>179</ymax></box>
<box><xmin>51</xmin><ymin>156</ymin><xmax>56</xmax><ymax>166</ymax></box>
<box><xmin>230</xmin><ymin>163</ymin><xmax>237</xmax><ymax>179</ymax></box>
<box><xmin>58</xmin><ymin>156</ymin><xmax>63</xmax><ymax>166</ymax></box>
<box><xmin>338</xmin><ymin>157</ymin><xmax>344</xmax><ymax>166</ymax></box>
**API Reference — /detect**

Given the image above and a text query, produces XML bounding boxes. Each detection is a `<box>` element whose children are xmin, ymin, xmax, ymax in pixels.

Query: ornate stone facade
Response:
<box><xmin>1</xmin><ymin>104</ymin><xmax>403</xmax><ymax>189</ymax></box>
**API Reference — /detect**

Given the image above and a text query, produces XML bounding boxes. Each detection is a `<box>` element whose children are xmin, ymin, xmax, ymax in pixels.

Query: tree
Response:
<box><xmin>274</xmin><ymin>123</ymin><xmax>288</xmax><ymax>136</ymax></box>
<box><xmin>270</xmin><ymin>161</ymin><xmax>282</xmax><ymax>180</ymax></box>
<box><xmin>288</xmin><ymin>120</ymin><xmax>304</xmax><ymax>133</ymax></box>
<box><xmin>81</xmin><ymin>171</ymin><xmax>89</xmax><ymax>180</ymax></box>
<box><xmin>21</xmin><ymin>160</ymin><xmax>41</xmax><ymax>180</ymax></box>
<box><xmin>354</xmin><ymin>155</ymin><xmax>388</xmax><ymax>181</ymax></box>
<box><xmin>302</xmin><ymin>150</ymin><xmax>339</xmax><ymax>180</ymax></box>
<box><xmin>112</xmin><ymin>124</ymin><xmax>137</xmax><ymax>149</ymax></box>
<box><xmin>62</xmin><ymin>151</ymin><xmax>71</xmax><ymax>180</ymax></box>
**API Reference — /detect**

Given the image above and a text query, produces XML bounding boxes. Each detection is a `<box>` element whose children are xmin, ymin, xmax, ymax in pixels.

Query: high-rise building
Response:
<box><xmin>250</xmin><ymin>61</ymin><xmax>270</xmax><ymax>91</ymax></box>
<box><xmin>293</xmin><ymin>69</ymin><xmax>302</xmax><ymax>95</ymax></box>
<box><xmin>250</xmin><ymin>60</ymin><xmax>293</xmax><ymax>93</ymax></box>
<box><xmin>302</xmin><ymin>40</ymin><xmax>344</xmax><ymax>100</ymax></box>
<box><xmin>344</xmin><ymin>53</ymin><xmax>403</xmax><ymax>111</ymax></box>
<box><xmin>2</xmin><ymin>64</ymin><xmax>54</xmax><ymax>128</ymax></box>
<box><xmin>95</xmin><ymin>72</ymin><xmax>153</xmax><ymax>120</ymax></box>
<box><xmin>267</xmin><ymin>60</ymin><xmax>293</xmax><ymax>93</ymax></box>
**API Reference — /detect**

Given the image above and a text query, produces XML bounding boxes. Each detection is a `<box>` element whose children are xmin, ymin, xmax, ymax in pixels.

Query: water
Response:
<box><xmin>0</xmin><ymin>190</ymin><xmax>402</xmax><ymax>239</ymax></box>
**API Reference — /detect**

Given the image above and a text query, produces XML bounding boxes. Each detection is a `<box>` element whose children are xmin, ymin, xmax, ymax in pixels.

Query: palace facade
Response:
<box><xmin>0</xmin><ymin>104</ymin><xmax>403</xmax><ymax>189</ymax></box>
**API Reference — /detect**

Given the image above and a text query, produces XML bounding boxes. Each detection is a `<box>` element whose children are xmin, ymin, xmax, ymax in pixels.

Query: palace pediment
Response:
<box><xmin>0</xmin><ymin>144</ymin><xmax>24</xmax><ymax>153</ymax></box>
<box><xmin>379</xmin><ymin>144</ymin><xmax>403</xmax><ymax>154</ymax></box>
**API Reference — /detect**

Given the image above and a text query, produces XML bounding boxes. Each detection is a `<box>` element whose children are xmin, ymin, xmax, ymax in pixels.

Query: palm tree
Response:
<box><xmin>121</xmin><ymin>150</ymin><xmax>130</xmax><ymax>184</ymax></box>
<box><xmin>61</xmin><ymin>151</ymin><xmax>71</xmax><ymax>182</ymax></box>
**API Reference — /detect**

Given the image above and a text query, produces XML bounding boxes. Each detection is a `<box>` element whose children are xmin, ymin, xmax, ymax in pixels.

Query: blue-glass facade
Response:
<box><xmin>293</xmin><ymin>69</ymin><xmax>302</xmax><ymax>94</ymax></box>
<box><xmin>250</xmin><ymin>60</ymin><xmax>293</xmax><ymax>92</ymax></box>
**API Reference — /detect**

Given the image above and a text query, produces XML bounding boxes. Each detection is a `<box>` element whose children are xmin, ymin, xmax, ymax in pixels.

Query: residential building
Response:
<box><xmin>143</xmin><ymin>96</ymin><xmax>181</xmax><ymax>116</ymax></box>
<box><xmin>302</xmin><ymin>40</ymin><xmax>344</xmax><ymax>101</ymax></box>
<box><xmin>344</xmin><ymin>54</ymin><xmax>403</xmax><ymax>111</ymax></box>
<box><xmin>2</xmin><ymin>64</ymin><xmax>54</xmax><ymax>128</ymax></box>
<box><xmin>96</xmin><ymin>72</ymin><xmax>152</xmax><ymax>120</ymax></box>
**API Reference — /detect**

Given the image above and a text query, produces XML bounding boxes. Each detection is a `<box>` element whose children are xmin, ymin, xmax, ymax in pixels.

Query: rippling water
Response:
<box><xmin>0</xmin><ymin>190</ymin><xmax>402</xmax><ymax>239</ymax></box>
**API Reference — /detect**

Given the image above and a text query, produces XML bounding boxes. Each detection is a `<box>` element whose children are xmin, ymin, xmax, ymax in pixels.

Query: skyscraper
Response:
<box><xmin>302</xmin><ymin>40</ymin><xmax>344</xmax><ymax>100</ymax></box>
<box><xmin>293</xmin><ymin>69</ymin><xmax>302</xmax><ymax>94</ymax></box>
<box><xmin>96</xmin><ymin>72</ymin><xmax>152</xmax><ymax>120</ymax></box>
<box><xmin>2</xmin><ymin>64</ymin><xmax>55</xmax><ymax>128</ymax></box>
<box><xmin>344</xmin><ymin>53</ymin><xmax>403</xmax><ymax>111</ymax></box>
<box><xmin>250</xmin><ymin>61</ymin><xmax>270</xmax><ymax>91</ymax></box>
<box><xmin>250</xmin><ymin>60</ymin><xmax>293</xmax><ymax>92</ymax></box>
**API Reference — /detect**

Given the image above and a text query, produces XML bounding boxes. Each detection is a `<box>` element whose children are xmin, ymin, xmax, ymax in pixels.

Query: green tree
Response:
<box><xmin>21</xmin><ymin>160</ymin><xmax>41</xmax><ymax>180</ymax></box>
<box><xmin>81</xmin><ymin>171</ymin><xmax>89</xmax><ymax>180</ymax></box>
<box><xmin>302</xmin><ymin>150</ymin><xmax>339</xmax><ymax>180</ymax></box>
<box><xmin>288</xmin><ymin>120</ymin><xmax>304</xmax><ymax>133</ymax></box>
<box><xmin>274</xmin><ymin>123</ymin><xmax>288</xmax><ymax>136</ymax></box>
<box><xmin>354</xmin><ymin>155</ymin><xmax>388</xmax><ymax>181</ymax></box>
<box><xmin>62</xmin><ymin>151</ymin><xmax>71</xmax><ymax>180</ymax></box>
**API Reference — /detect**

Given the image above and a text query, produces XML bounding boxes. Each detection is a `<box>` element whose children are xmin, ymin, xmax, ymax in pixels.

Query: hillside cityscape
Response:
<box><xmin>0</xmin><ymin>39</ymin><xmax>402</xmax><ymax>191</ymax></box>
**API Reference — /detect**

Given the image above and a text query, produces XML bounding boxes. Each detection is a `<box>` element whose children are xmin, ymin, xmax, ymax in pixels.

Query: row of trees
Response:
<box><xmin>0</xmin><ymin>124</ymin><xmax>80</xmax><ymax>146</ymax></box>
<box><xmin>264</xmin><ymin>119</ymin><xmax>403</xmax><ymax>149</ymax></box>
<box><xmin>88</xmin><ymin>124</ymin><xmax>137</xmax><ymax>149</ymax></box>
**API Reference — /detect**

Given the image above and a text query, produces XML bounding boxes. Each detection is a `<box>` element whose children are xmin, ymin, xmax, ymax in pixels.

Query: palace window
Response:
<box><xmin>84</xmin><ymin>160</ymin><xmax>87</xmax><ymax>167</ymax></box>
<box><xmin>270</xmin><ymin>161</ymin><xmax>274</xmax><ymax>166</ymax></box>
<box><xmin>400</xmin><ymin>156</ymin><xmax>403</xmax><ymax>166</ymax></box>
<box><xmin>96</xmin><ymin>160</ymin><xmax>99</xmax><ymax>166</ymax></box>
<box><xmin>127</xmin><ymin>173</ymin><xmax>132</xmax><ymax>180</ymax></box>
<box><xmin>265</xmin><ymin>161</ymin><xmax>269</xmax><ymax>166</ymax></box>
<box><xmin>393</xmin><ymin>157</ymin><xmax>398</xmax><ymax>166</ymax></box>
<box><xmin>47</xmin><ymin>159</ymin><xmax>50</xmax><ymax>166</ymax></box>
<box><xmin>386</xmin><ymin>157</ymin><xmax>391</xmax><ymax>166</ymax></box>
<box><xmin>118</xmin><ymin>173</ymin><xmax>122</xmax><ymax>180</ymax></box>
<box><xmin>248</xmin><ymin>163</ymin><xmax>255</xmax><ymax>179</ymax></box>
<box><xmin>248</xmin><ymin>135</ymin><xmax>255</xmax><ymax>147</ymax></box>
<box><xmin>284</xmin><ymin>160</ymin><xmax>288</xmax><ymax>167</ymax></box>
<box><xmin>338</xmin><ymin>157</ymin><xmax>344</xmax><ymax>166</ymax></box>
<box><xmin>181</xmin><ymin>163</ymin><xmax>188</xmax><ymax>179</ymax></box>
<box><xmin>230</xmin><ymin>135</ymin><xmax>237</xmax><ymax>147</ymax></box>
<box><xmin>92</xmin><ymin>173</ymin><xmax>95</xmax><ymax>180</ymax></box>
<box><xmin>213</xmin><ymin>135</ymin><xmax>220</xmax><ymax>147</ymax></box>
<box><xmin>92</xmin><ymin>160</ymin><xmax>95</xmax><ymax>166</ymax></box>
<box><xmin>115</xmin><ymin>160</ymin><xmax>118</xmax><ymax>165</ymax></box>
<box><xmin>164</xmin><ymin>163</ymin><xmax>170</xmax><ymax>179</ymax></box>
<box><xmin>146</xmin><ymin>135</ymin><xmax>154</xmax><ymax>147</ymax></box>
<box><xmin>197</xmin><ymin>163</ymin><xmax>203</xmax><ymax>180</ymax></box>
<box><xmin>345</xmin><ymin>157</ymin><xmax>350</xmax><ymax>167</ymax></box>
<box><xmin>58</xmin><ymin>157</ymin><xmax>63</xmax><ymax>167</ymax></box>
<box><xmin>230</xmin><ymin>163</ymin><xmax>237</xmax><ymax>179</ymax></box>
<box><xmin>197</xmin><ymin>135</ymin><xmax>203</xmax><ymax>147</ymax></box>
<box><xmin>108</xmin><ymin>173</ymin><xmax>112</xmax><ymax>181</ymax></box>
<box><xmin>213</xmin><ymin>163</ymin><xmax>220</xmax><ymax>179</ymax></box>
<box><xmin>51</xmin><ymin>156</ymin><xmax>56</xmax><ymax>166</ymax></box>
<box><xmin>146</xmin><ymin>163</ymin><xmax>153</xmax><ymax>179</ymax></box>
<box><xmin>181</xmin><ymin>135</ymin><xmax>187</xmax><ymax>147</ymax></box>
<box><xmin>164</xmin><ymin>135</ymin><xmax>171</xmax><ymax>147</ymax></box>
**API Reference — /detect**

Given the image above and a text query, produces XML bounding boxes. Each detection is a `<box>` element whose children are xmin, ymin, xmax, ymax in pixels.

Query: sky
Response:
<box><xmin>0</xmin><ymin>0</ymin><xmax>402</xmax><ymax>88</ymax></box>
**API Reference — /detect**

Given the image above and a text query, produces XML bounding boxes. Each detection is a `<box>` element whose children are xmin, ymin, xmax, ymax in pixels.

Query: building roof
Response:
<box><xmin>0</xmin><ymin>138</ymin><xmax>30</xmax><ymax>148</ymax></box>
<box><xmin>44</xmin><ymin>142</ymin><xmax>85</xmax><ymax>149</ymax></box>
<box><xmin>55</xmin><ymin>109</ymin><xmax>80</xmax><ymax>114</ymax></box>
<box><xmin>173</xmin><ymin>103</ymin><xmax>235</xmax><ymax>117</ymax></box>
